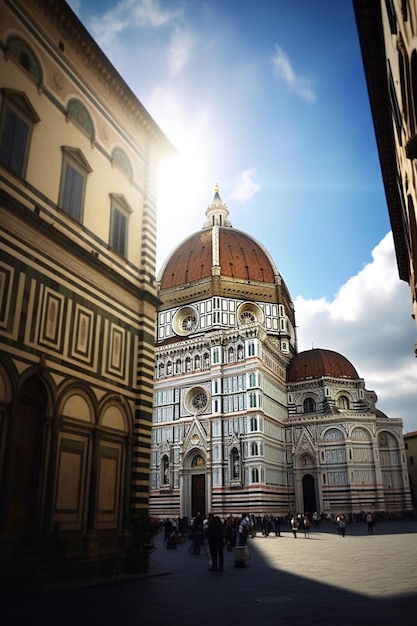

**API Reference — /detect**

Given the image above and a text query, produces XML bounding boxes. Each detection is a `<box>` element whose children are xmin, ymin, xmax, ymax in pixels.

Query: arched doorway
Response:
<box><xmin>9</xmin><ymin>376</ymin><xmax>47</xmax><ymax>547</ymax></box>
<box><xmin>302</xmin><ymin>473</ymin><xmax>317</xmax><ymax>514</ymax></box>
<box><xmin>190</xmin><ymin>453</ymin><xmax>206</xmax><ymax>517</ymax></box>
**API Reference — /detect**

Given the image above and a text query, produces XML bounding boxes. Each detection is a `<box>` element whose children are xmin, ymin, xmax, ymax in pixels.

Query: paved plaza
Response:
<box><xmin>3</xmin><ymin>519</ymin><xmax>417</xmax><ymax>626</ymax></box>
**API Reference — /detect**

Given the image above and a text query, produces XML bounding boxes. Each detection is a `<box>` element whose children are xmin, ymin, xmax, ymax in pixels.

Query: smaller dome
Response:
<box><xmin>287</xmin><ymin>348</ymin><xmax>359</xmax><ymax>382</ymax></box>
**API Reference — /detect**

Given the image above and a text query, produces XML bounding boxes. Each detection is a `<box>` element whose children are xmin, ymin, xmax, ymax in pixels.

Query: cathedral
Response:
<box><xmin>148</xmin><ymin>187</ymin><xmax>412</xmax><ymax>519</ymax></box>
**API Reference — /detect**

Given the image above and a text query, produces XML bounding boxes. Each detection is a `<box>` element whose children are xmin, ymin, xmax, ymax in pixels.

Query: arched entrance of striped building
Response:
<box><xmin>294</xmin><ymin>447</ymin><xmax>320</xmax><ymax>515</ymax></box>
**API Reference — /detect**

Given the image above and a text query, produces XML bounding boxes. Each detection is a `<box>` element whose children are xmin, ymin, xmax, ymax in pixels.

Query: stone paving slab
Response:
<box><xmin>2</xmin><ymin>521</ymin><xmax>417</xmax><ymax>626</ymax></box>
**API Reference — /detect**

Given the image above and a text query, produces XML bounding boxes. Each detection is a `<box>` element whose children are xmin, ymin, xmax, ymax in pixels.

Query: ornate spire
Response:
<box><xmin>203</xmin><ymin>184</ymin><xmax>232</xmax><ymax>228</ymax></box>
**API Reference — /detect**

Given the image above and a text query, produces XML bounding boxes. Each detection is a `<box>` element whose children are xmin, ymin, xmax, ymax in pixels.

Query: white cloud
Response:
<box><xmin>90</xmin><ymin>0</ymin><xmax>182</xmax><ymax>45</ymax></box>
<box><xmin>231</xmin><ymin>169</ymin><xmax>261</xmax><ymax>202</ymax></box>
<box><xmin>330</xmin><ymin>234</ymin><xmax>401</xmax><ymax>321</ymax></box>
<box><xmin>168</xmin><ymin>28</ymin><xmax>194</xmax><ymax>75</ymax></box>
<box><xmin>294</xmin><ymin>232</ymin><xmax>417</xmax><ymax>433</ymax></box>
<box><xmin>272</xmin><ymin>45</ymin><xmax>316</xmax><ymax>102</ymax></box>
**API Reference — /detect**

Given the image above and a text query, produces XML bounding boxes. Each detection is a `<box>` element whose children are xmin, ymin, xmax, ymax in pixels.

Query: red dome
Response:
<box><xmin>159</xmin><ymin>227</ymin><xmax>276</xmax><ymax>290</ymax></box>
<box><xmin>287</xmin><ymin>348</ymin><xmax>359</xmax><ymax>381</ymax></box>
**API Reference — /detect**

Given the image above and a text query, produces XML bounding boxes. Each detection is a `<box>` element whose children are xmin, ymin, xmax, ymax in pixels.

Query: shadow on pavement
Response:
<box><xmin>2</xmin><ymin>520</ymin><xmax>417</xmax><ymax>626</ymax></box>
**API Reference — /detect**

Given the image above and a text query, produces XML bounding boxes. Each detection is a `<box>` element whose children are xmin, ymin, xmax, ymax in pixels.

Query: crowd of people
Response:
<box><xmin>161</xmin><ymin>512</ymin><xmax>255</xmax><ymax>571</ymax></box>
<box><xmin>158</xmin><ymin>508</ymin><xmax>416</xmax><ymax>569</ymax></box>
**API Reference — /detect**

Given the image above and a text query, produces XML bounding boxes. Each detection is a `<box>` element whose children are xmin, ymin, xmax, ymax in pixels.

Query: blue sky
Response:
<box><xmin>68</xmin><ymin>0</ymin><xmax>417</xmax><ymax>433</ymax></box>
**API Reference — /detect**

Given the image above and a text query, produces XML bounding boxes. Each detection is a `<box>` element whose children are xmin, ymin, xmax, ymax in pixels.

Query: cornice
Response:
<box><xmin>287</xmin><ymin>413</ymin><xmax>375</xmax><ymax>425</ymax></box>
<box><xmin>287</xmin><ymin>376</ymin><xmax>364</xmax><ymax>390</ymax></box>
<box><xmin>0</xmin><ymin>197</ymin><xmax>158</xmax><ymax>310</ymax></box>
<box><xmin>21</xmin><ymin>0</ymin><xmax>174</xmax><ymax>156</ymax></box>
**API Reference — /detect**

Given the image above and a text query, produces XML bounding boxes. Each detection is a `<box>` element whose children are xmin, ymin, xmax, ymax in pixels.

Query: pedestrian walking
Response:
<box><xmin>273</xmin><ymin>516</ymin><xmax>281</xmax><ymax>537</ymax></box>
<box><xmin>163</xmin><ymin>518</ymin><xmax>171</xmax><ymax>544</ymax></box>
<box><xmin>238</xmin><ymin>513</ymin><xmax>250</xmax><ymax>546</ymax></box>
<box><xmin>339</xmin><ymin>514</ymin><xmax>346</xmax><ymax>537</ymax></box>
<box><xmin>206</xmin><ymin>514</ymin><xmax>224</xmax><ymax>572</ymax></box>
<box><xmin>225</xmin><ymin>514</ymin><xmax>237</xmax><ymax>550</ymax></box>
<box><xmin>303</xmin><ymin>515</ymin><xmax>310</xmax><ymax>538</ymax></box>
<box><xmin>261</xmin><ymin>515</ymin><xmax>269</xmax><ymax>536</ymax></box>
<box><xmin>192</xmin><ymin>512</ymin><xmax>204</xmax><ymax>554</ymax></box>
<box><xmin>291</xmin><ymin>515</ymin><xmax>299</xmax><ymax>538</ymax></box>
<box><xmin>312</xmin><ymin>512</ymin><xmax>320</xmax><ymax>529</ymax></box>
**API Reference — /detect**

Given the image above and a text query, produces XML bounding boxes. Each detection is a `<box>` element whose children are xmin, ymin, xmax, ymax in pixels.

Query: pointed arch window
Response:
<box><xmin>161</xmin><ymin>455</ymin><xmax>169</xmax><ymax>485</ymax></box>
<box><xmin>231</xmin><ymin>448</ymin><xmax>240</xmax><ymax>479</ymax></box>
<box><xmin>251</xmin><ymin>467</ymin><xmax>259</xmax><ymax>483</ymax></box>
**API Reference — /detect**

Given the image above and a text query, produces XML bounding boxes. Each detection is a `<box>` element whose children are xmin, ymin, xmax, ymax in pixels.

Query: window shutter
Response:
<box><xmin>63</xmin><ymin>163</ymin><xmax>83</xmax><ymax>221</ymax></box>
<box><xmin>0</xmin><ymin>109</ymin><xmax>29</xmax><ymax>175</ymax></box>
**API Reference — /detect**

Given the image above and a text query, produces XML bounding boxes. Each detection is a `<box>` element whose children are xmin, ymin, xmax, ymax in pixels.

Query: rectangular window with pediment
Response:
<box><xmin>59</xmin><ymin>147</ymin><xmax>91</xmax><ymax>222</ymax></box>
<box><xmin>0</xmin><ymin>108</ymin><xmax>29</xmax><ymax>175</ymax></box>
<box><xmin>0</xmin><ymin>89</ymin><xmax>40</xmax><ymax>177</ymax></box>
<box><xmin>110</xmin><ymin>207</ymin><xmax>127</xmax><ymax>255</ymax></box>
<box><xmin>109</xmin><ymin>194</ymin><xmax>132</xmax><ymax>257</ymax></box>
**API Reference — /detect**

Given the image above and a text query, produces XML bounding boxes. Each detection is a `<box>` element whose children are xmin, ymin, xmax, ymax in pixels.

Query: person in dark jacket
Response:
<box><xmin>192</xmin><ymin>512</ymin><xmax>205</xmax><ymax>554</ymax></box>
<box><xmin>206</xmin><ymin>514</ymin><xmax>224</xmax><ymax>572</ymax></box>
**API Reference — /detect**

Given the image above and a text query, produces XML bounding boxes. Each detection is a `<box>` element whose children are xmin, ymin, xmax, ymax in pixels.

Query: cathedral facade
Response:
<box><xmin>149</xmin><ymin>189</ymin><xmax>412</xmax><ymax>519</ymax></box>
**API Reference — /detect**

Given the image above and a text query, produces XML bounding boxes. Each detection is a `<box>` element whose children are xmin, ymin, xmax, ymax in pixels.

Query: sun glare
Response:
<box><xmin>156</xmin><ymin>137</ymin><xmax>215</xmax><ymax>271</ymax></box>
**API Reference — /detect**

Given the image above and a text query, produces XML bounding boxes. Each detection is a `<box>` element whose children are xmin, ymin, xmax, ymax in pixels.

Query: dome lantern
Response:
<box><xmin>202</xmin><ymin>184</ymin><xmax>232</xmax><ymax>228</ymax></box>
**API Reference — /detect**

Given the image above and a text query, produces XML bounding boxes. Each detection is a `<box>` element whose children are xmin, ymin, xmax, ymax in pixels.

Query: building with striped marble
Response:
<box><xmin>149</xmin><ymin>189</ymin><xmax>412</xmax><ymax>519</ymax></box>
<box><xmin>0</xmin><ymin>0</ymin><xmax>173</xmax><ymax>559</ymax></box>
